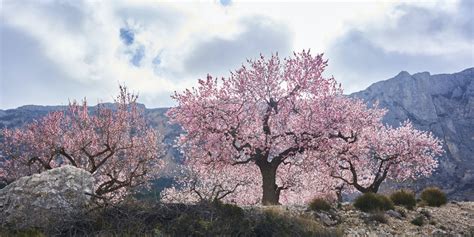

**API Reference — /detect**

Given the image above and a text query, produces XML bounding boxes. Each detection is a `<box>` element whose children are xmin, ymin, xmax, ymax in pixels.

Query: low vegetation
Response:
<box><xmin>411</xmin><ymin>215</ymin><xmax>425</xmax><ymax>226</ymax></box>
<box><xmin>1</xmin><ymin>189</ymin><xmax>470</xmax><ymax>236</ymax></box>
<box><xmin>354</xmin><ymin>192</ymin><xmax>394</xmax><ymax>212</ymax></box>
<box><xmin>420</xmin><ymin>187</ymin><xmax>447</xmax><ymax>207</ymax></box>
<box><xmin>308</xmin><ymin>197</ymin><xmax>332</xmax><ymax>212</ymax></box>
<box><xmin>0</xmin><ymin>200</ymin><xmax>342</xmax><ymax>236</ymax></box>
<box><xmin>390</xmin><ymin>189</ymin><xmax>416</xmax><ymax>210</ymax></box>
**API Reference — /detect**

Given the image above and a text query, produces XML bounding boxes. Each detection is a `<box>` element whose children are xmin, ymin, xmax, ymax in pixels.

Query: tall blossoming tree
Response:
<box><xmin>0</xmin><ymin>86</ymin><xmax>164</xmax><ymax>201</ymax></box>
<box><xmin>167</xmin><ymin>51</ymin><xmax>381</xmax><ymax>205</ymax></box>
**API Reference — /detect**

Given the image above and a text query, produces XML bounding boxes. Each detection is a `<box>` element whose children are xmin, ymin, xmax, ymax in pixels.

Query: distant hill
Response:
<box><xmin>1</xmin><ymin>68</ymin><xmax>473</xmax><ymax>200</ymax></box>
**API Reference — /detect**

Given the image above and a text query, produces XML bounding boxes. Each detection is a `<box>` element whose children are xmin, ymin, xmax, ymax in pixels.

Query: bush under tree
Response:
<box><xmin>390</xmin><ymin>189</ymin><xmax>416</xmax><ymax>210</ymax></box>
<box><xmin>420</xmin><ymin>187</ymin><xmax>447</xmax><ymax>207</ymax></box>
<box><xmin>308</xmin><ymin>197</ymin><xmax>332</xmax><ymax>212</ymax></box>
<box><xmin>354</xmin><ymin>192</ymin><xmax>394</xmax><ymax>212</ymax></box>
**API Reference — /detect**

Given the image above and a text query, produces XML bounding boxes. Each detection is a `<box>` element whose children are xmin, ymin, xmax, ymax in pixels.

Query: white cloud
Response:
<box><xmin>325</xmin><ymin>0</ymin><xmax>473</xmax><ymax>94</ymax></box>
<box><xmin>1</xmin><ymin>0</ymin><xmax>472</xmax><ymax>109</ymax></box>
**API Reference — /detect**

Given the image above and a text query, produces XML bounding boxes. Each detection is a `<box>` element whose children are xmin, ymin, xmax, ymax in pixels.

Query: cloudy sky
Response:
<box><xmin>0</xmin><ymin>0</ymin><xmax>473</xmax><ymax>109</ymax></box>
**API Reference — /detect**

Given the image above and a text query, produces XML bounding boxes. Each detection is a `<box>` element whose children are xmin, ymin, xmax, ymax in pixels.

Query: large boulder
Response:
<box><xmin>0</xmin><ymin>165</ymin><xmax>94</xmax><ymax>229</ymax></box>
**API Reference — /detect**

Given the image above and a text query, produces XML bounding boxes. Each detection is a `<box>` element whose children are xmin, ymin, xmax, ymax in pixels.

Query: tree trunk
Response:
<box><xmin>257</xmin><ymin>161</ymin><xmax>280</xmax><ymax>205</ymax></box>
<box><xmin>357</xmin><ymin>183</ymin><xmax>380</xmax><ymax>193</ymax></box>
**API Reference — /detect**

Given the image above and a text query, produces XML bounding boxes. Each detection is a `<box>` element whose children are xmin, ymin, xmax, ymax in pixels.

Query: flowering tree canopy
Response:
<box><xmin>167</xmin><ymin>51</ymin><xmax>378</xmax><ymax>205</ymax></box>
<box><xmin>0</xmin><ymin>86</ymin><xmax>164</xmax><ymax>201</ymax></box>
<box><xmin>166</xmin><ymin>50</ymin><xmax>444</xmax><ymax>205</ymax></box>
<box><xmin>325</xmin><ymin>121</ymin><xmax>443</xmax><ymax>193</ymax></box>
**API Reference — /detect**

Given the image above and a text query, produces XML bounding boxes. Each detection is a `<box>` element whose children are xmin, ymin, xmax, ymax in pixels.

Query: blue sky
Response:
<box><xmin>0</xmin><ymin>0</ymin><xmax>473</xmax><ymax>109</ymax></box>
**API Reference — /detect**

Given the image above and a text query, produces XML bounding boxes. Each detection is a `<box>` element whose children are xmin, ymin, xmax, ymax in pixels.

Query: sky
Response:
<box><xmin>0</xmin><ymin>0</ymin><xmax>473</xmax><ymax>109</ymax></box>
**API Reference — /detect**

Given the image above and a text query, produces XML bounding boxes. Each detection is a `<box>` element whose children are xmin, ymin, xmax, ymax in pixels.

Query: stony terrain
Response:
<box><xmin>258</xmin><ymin>202</ymin><xmax>474</xmax><ymax>237</ymax></box>
<box><xmin>338</xmin><ymin>202</ymin><xmax>474</xmax><ymax>236</ymax></box>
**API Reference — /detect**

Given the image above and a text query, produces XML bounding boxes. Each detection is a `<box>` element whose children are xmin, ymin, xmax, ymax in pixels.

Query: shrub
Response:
<box><xmin>420</xmin><ymin>187</ymin><xmax>447</xmax><ymax>207</ymax></box>
<box><xmin>255</xmin><ymin>208</ymin><xmax>341</xmax><ymax>237</ymax></box>
<box><xmin>308</xmin><ymin>197</ymin><xmax>332</xmax><ymax>212</ymax></box>
<box><xmin>163</xmin><ymin>201</ymin><xmax>253</xmax><ymax>236</ymax></box>
<box><xmin>390</xmin><ymin>189</ymin><xmax>416</xmax><ymax>210</ymax></box>
<box><xmin>411</xmin><ymin>215</ymin><xmax>424</xmax><ymax>226</ymax></box>
<box><xmin>353</xmin><ymin>192</ymin><xmax>394</xmax><ymax>212</ymax></box>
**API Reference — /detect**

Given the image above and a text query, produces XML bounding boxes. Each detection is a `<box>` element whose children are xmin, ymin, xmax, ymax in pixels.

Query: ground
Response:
<box><xmin>257</xmin><ymin>201</ymin><xmax>474</xmax><ymax>237</ymax></box>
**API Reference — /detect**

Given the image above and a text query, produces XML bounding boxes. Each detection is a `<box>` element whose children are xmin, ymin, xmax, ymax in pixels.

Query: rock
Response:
<box><xmin>386</xmin><ymin>210</ymin><xmax>403</xmax><ymax>219</ymax></box>
<box><xmin>419</xmin><ymin>209</ymin><xmax>432</xmax><ymax>219</ymax></box>
<box><xmin>316</xmin><ymin>212</ymin><xmax>338</xmax><ymax>226</ymax></box>
<box><xmin>0</xmin><ymin>166</ymin><xmax>94</xmax><ymax>229</ymax></box>
<box><xmin>359</xmin><ymin>212</ymin><xmax>371</xmax><ymax>220</ymax></box>
<box><xmin>432</xmin><ymin>229</ymin><xmax>447</xmax><ymax>236</ymax></box>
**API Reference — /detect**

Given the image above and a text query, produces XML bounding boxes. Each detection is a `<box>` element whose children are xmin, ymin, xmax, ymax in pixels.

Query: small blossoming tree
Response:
<box><xmin>325</xmin><ymin>121</ymin><xmax>443</xmax><ymax>193</ymax></box>
<box><xmin>0</xmin><ymin>86</ymin><xmax>164</xmax><ymax>201</ymax></box>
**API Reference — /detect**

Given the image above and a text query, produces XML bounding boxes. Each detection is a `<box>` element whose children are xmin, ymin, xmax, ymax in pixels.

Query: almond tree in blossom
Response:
<box><xmin>167</xmin><ymin>50</ymin><xmax>444</xmax><ymax>205</ymax></box>
<box><xmin>0</xmin><ymin>86</ymin><xmax>164</xmax><ymax>201</ymax></box>
<box><xmin>325</xmin><ymin>121</ymin><xmax>443</xmax><ymax>193</ymax></box>
<box><xmin>167</xmin><ymin>51</ymin><xmax>380</xmax><ymax>205</ymax></box>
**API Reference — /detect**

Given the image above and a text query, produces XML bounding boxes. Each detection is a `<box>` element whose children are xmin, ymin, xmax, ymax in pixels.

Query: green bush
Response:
<box><xmin>308</xmin><ymin>197</ymin><xmax>332</xmax><ymax>212</ymax></box>
<box><xmin>163</xmin><ymin>201</ymin><xmax>253</xmax><ymax>236</ymax></box>
<box><xmin>420</xmin><ymin>187</ymin><xmax>447</xmax><ymax>207</ymax></box>
<box><xmin>390</xmin><ymin>189</ymin><xmax>416</xmax><ymax>210</ymax></box>
<box><xmin>254</xmin><ymin>208</ymin><xmax>341</xmax><ymax>237</ymax></box>
<box><xmin>411</xmin><ymin>215</ymin><xmax>424</xmax><ymax>226</ymax></box>
<box><xmin>353</xmin><ymin>192</ymin><xmax>394</xmax><ymax>212</ymax></box>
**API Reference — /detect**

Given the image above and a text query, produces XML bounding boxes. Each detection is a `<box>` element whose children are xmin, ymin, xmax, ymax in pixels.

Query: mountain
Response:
<box><xmin>351</xmin><ymin>68</ymin><xmax>474</xmax><ymax>200</ymax></box>
<box><xmin>0</xmin><ymin>104</ymin><xmax>183</xmax><ymax>164</ymax></box>
<box><xmin>1</xmin><ymin>68</ymin><xmax>473</xmax><ymax>200</ymax></box>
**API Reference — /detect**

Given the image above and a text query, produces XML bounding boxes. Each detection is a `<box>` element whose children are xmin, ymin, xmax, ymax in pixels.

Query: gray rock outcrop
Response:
<box><xmin>0</xmin><ymin>165</ymin><xmax>94</xmax><ymax>229</ymax></box>
<box><xmin>351</xmin><ymin>68</ymin><xmax>474</xmax><ymax>200</ymax></box>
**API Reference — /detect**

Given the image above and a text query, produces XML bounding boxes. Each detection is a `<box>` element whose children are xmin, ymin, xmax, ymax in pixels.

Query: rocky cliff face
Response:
<box><xmin>351</xmin><ymin>68</ymin><xmax>474</xmax><ymax>200</ymax></box>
